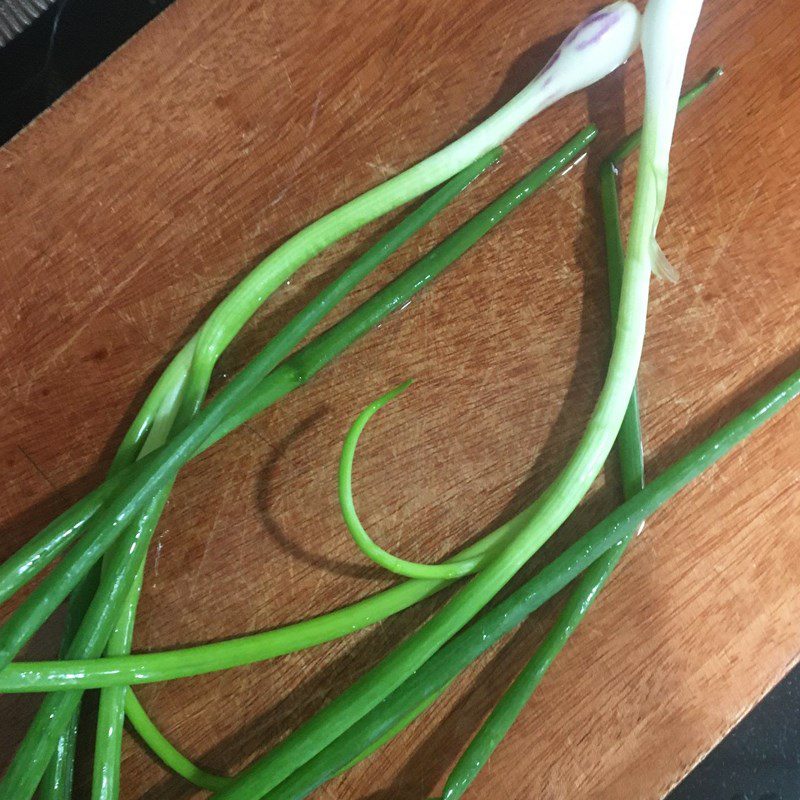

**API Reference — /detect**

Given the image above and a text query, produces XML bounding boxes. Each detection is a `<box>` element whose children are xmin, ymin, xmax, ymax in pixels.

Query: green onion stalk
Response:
<box><xmin>0</xmin><ymin>0</ymin><xmax>640</xmax><ymax>608</ymax></box>
<box><xmin>438</xmin><ymin>62</ymin><xmax>722</xmax><ymax>800</ymax></box>
<box><xmin>0</xmin><ymin>0</ymin><xmax>642</xmax><ymax>682</ymax></box>
<box><xmin>196</xmin><ymin>3</ymin><xmax>706</xmax><ymax>797</ymax></box>
<box><xmin>0</xmin><ymin>3</ymin><xmax>638</xmax><ymax>692</ymax></box>
<box><xmin>0</xmin><ymin>6</ymin><xmax>639</xmax><ymax>796</ymax></box>
<box><xmin>112</xmin><ymin>66</ymin><xmax>723</xmax><ymax>796</ymax></box>
<box><xmin>0</xmin><ymin>125</ymin><xmax>598</xmax><ymax>799</ymax></box>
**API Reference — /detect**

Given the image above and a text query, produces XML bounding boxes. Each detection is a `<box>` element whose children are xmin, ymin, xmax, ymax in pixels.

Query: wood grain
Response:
<box><xmin>1</xmin><ymin>0</ymin><xmax>798</xmax><ymax>797</ymax></box>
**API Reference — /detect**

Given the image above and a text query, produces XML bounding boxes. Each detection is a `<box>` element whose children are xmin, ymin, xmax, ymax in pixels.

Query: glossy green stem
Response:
<box><xmin>0</xmin><ymin>129</ymin><xmax>596</xmax><ymax>698</ymax></box>
<box><xmin>86</xmin><ymin>146</ymin><xmax>505</xmax><ymax>800</ymax></box>
<box><xmin>92</xmin><ymin>491</ymin><xmax>170</xmax><ymax>800</ymax></box>
<box><xmin>439</xmin><ymin>67</ymin><xmax>723</xmax><ymax>800</ymax></box>
<box><xmin>602</xmin><ymin>167</ymin><xmax>645</xmax><ymax>499</ymax></box>
<box><xmin>38</xmin><ymin>570</ymin><xmax>100</xmax><ymax>800</ymax></box>
<box><xmin>124</xmin><ymin>692</ymin><xmax>230</xmax><ymax>792</ymax></box>
<box><xmin>249</xmin><ymin>364</ymin><xmax>800</xmax><ymax>800</ymax></box>
<box><xmin>0</xmin><ymin>149</ymin><xmax>503</xmax><ymax>671</ymax></box>
<box><xmin>0</xmin><ymin>492</ymin><xmax>168</xmax><ymax>800</ymax></box>
<box><xmin>339</xmin><ymin>380</ymin><xmax>481</xmax><ymax>580</ymax></box>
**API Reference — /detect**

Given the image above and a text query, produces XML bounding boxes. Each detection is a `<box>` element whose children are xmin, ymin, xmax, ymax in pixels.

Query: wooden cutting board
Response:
<box><xmin>1</xmin><ymin>0</ymin><xmax>798</xmax><ymax>797</ymax></box>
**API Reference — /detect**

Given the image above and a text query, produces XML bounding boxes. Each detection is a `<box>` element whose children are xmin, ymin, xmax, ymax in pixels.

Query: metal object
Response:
<box><xmin>0</xmin><ymin>0</ymin><xmax>57</xmax><ymax>47</ymax></box>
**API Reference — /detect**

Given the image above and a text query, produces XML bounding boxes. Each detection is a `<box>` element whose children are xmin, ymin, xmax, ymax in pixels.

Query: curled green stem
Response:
<box><xmin>339</xmin><ymin>380</ymin><xmax>482</xmax><ymax>580</ymax></box>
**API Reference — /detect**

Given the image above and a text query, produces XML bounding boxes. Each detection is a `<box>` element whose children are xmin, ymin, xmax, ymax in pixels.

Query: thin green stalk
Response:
<box><xmin>38</xmin><ymin>571</ymin><xmax>100</xmax><ymax>800</ymax></box>
<box><xmin>0</xmin><ymin>130</ymin><xmax>595</xmax><ymax>697</ymax></box>
<box><xmin>249</xmin><ymin>365</ymin><xmax>800</xmax><ymax>800</ymax></box>
<box><xmin>210</xmin><ymin>12</ymin><xmax>708</xmax><ymax>791</ymax></box>
<box><xmin>124</xmin><ymin>692</ymin><xmax>230</xmax><ymax>792</ymax></box>
<box><xmin>339</xmin><ymin>380</ymin><xmax>482</xmax><ymax>580</ymax></box>
<box><xmin>439</xmin><ymin>67</ymin><xmax>722</xmax><ymax>800</ymax></box>
<box><xmin>0</xmin><ymin>491</ymin><xmax>168</xmax><ymax>800</ymax></box>
<box><xmin>86</xmin><ymin>146</ymin><xmax>505</xmax><ymax>800</ymax></box>
<box><xmin>0</xmin><ymin>148</ymin><xmax>504</xmax><ymax>670</ymax></box>
<box><xmin>123</xmin><ymin>674</ymin><xmax>445</xmax><ymax>793</ymax></box>
<box><xmin>0</xmin><ymin>131</ymin><xmax>594</xmax><ymax>799</ymax></box>
<box><xmin>211</xmin><ymin>138</ymin><xmax>653</xmax><ymax>800</ymax></box>
<box><xmin>92</xmin><ymin>579</ymin><xmax>141</xmax><ymax>799</ymax></box>
<box><xmin>90</xmin><ymin>489</ymin><xmax>171</xmax><ymax>800</ymax></box>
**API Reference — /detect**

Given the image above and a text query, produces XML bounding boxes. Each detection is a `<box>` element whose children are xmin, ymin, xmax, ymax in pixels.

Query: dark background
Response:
<box><xmin>2</xmin><ymin>2</ymin><xmax>798</xmax><ymax>798</ymax></box>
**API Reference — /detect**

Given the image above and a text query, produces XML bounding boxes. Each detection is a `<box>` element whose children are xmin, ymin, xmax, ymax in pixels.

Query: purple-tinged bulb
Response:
<box><xmin>534</xmin><ymin>1</ymin><xmax>641</xmax><ymax>109</ymax></box>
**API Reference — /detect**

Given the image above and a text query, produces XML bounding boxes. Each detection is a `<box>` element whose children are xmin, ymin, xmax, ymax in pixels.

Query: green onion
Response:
<box><xmin>438</xmin><ymin>66</ymin><xmax>723</xmax><ymax>800</ymax></box>
<box><xmin>245</xmin><ymin>364</ymin><xmax>800</xmax><ymax>800</ymax></box>
<box><xmin>1</xmin><ymin>0</ymin><xmax>639</xmax><ymax>614</ymax></box>
<box><xmin>0</xmin><ymin>129</ymin><xmax>596</xmax><ymax>800</ymax></box>
<box><xmin>207</xmin><ymin>5</ymin><xmax>706</xmax><ymax>794</ymax></box>
<box><xmin>91</xmin><ymin>494</ymin><xmax>168</xmax><ymax>800</ymax></box>
<box><xmin>0</xmin><ymin>129</ymin><xmax>597</xmax><ymax>700</ymax></box>
<box><xmin>38</xmin><ymin>572</ymin><xmax>101</xmax><ymax>800</ymax></box>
